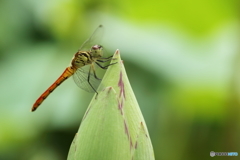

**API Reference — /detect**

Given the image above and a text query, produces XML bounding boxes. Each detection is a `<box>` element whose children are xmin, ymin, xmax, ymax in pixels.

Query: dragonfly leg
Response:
<box><xmin>97</xmin><ymin>59</ymin><xmax>112</xmax><ymax>63</ymax></box>
<box><xmin>93</xmin><ymin>68</ymin><xmax>102</xmax><ymax>80</ymax></box>
<box><xmin>98</xmin><ymin>55</ymin><xmax>117</xmax><ymax>62</ymax></box>
<box><xmin>87</xmin><ymin>66</ymin><xmax>99</xmax><ymax>94</ymax></box>
<box><xmin>96</xmin><ymin>62</ymin><xmax>117</xmax><ymax>69</ymax></box>
<box><xmin>99</xmin><ymin>55</ymin><xmax>113</xmax><ymax>60</ymax></box>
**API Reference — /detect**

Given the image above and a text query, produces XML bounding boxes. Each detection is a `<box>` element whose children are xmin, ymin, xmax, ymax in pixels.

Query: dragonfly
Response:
<box><xmin>31</xmin><ymin>25</ymin><xmax>115</xmax><ymax>112</ymax></box>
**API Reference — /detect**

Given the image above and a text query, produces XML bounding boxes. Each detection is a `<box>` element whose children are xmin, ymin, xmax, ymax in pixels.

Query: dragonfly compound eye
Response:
<box><xmin>92</xmin><ymin>45</ymin><xmax>102</xmax><ymax>50</ymax></box>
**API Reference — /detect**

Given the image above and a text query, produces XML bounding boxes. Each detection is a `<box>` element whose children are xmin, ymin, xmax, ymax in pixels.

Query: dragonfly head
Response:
<box><xmin>91</xmin><ymin>45</ymin><xmax>103</xmax><ymax>58</ymax></box>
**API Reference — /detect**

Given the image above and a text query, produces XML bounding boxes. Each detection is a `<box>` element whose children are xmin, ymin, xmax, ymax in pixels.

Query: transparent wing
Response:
<box><xmin>78</xmin><ymin>25</ymin><xmax>104</xmax><ymax>51</ymax></box>
<box><xmin>72</xmin><ymin>64</ymin><xmax>101</xmax><ymax>93</ymax></box>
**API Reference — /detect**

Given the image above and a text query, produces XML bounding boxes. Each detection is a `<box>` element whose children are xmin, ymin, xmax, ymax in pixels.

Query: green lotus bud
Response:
<box><xmin>68</xmin><ymin>50</ymin><xmax>155</xmax><ymax>160</ymax></box>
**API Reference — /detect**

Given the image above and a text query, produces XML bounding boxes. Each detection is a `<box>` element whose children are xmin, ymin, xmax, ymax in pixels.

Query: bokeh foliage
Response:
<box><xmin>0</xmin><ymin>0</ymin><xmax>239</xmax><ymax>160</ymax></box>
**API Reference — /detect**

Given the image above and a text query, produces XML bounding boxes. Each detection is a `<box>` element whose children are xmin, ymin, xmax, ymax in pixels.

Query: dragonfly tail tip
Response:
<box><xmin>31</xmin><ymin>107</ymin><xmax>36</xmax><ymax>112</ymax></box>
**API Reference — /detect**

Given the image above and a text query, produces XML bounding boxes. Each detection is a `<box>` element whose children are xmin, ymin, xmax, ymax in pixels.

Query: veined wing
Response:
<box><xmin>78</xmin><ymin>25</ymin><xmax>104</xmax><ymax>52</ymax></box>
<box><xmin>72</xmin><ymin>64</ymin><xmax>101</xmax><ymax>93</ymax></box>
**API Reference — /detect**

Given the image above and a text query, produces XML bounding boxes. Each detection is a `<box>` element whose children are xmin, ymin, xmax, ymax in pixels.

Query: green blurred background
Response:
<box><xmin>0</xmin><ymin>0</ymin><xmax>239</xmax><ymax>159</ymax></box>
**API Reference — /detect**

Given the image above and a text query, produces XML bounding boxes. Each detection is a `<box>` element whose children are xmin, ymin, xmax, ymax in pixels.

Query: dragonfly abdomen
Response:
<box><xmin>31</xmin><ymin>67</ymin><xmax>75</xmax><ymax>112</ymax></box>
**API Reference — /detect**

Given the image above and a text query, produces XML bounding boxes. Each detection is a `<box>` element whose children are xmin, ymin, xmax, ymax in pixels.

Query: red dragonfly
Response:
<box><xmin>32</xmin><ymin>25</ymin><xmax>115</xmax><ymax>111</ymax></box>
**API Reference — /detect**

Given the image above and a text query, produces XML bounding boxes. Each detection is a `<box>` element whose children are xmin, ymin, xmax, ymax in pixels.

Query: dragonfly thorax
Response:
<box><xmin>71</xmin><ymin>51</ymin><xmax>92</xmax><ymax>68</ymax></box>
